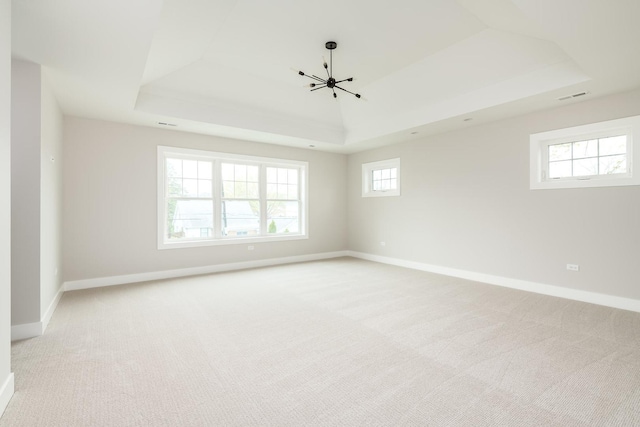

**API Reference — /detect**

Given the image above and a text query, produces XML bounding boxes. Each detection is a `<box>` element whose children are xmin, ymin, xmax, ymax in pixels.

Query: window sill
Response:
<box><xmin>158</xmin><ymin>233</ymin><xmax>308</xmax><ymax>250</ymax></box>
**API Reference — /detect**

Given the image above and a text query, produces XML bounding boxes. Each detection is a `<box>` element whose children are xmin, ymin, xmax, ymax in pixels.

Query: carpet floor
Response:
<box><xmin>1</xmin><ymin>257</ymin><xmax>640</xmax><ymax>426</ymax></box>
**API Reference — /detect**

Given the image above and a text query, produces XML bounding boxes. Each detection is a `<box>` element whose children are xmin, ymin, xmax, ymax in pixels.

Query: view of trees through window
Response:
<box><xmin>164</xmin><ymin>155</ymin><xmax>302</xmax><ymax>242</ymax></box>
<box><xmin>548</xmin><ymin>135</ymin><xmax>627</xmax><ymax>179</ymax></box>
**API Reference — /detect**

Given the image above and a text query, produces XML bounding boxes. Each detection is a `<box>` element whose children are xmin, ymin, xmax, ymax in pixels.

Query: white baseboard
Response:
<box><xmin>11</xmin><ymin>288</ymin><xmax>64</xmax><ymax>341</ymax></box>
<box><xmin>64</xmin><ymin>251</ymin><xmax>350</xmax><ymax>292</ymax></box>
<box><xmin>0</xmin><ymin>373</ymin><xmax>14</xmax><ymax>417</ymax></box>
<box><xmin>347</xmin><ymin>251</ymin><xmax>640</xmax><ymax>313</ymax></box>
<box><xmin>42</xmin><ymin>288</ymin><xmax>64</xmax><ymax>333</ymax></box>
<box><xmin>11</xmin><ymin>322</ymin><xmax>42</xmax><ymax>342</ymax></box>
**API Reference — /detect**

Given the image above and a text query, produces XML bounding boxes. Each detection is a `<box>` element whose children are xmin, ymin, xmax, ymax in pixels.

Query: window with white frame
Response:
<box><xmin>362</xmin><ymin>158</ymin><xmax>400</xmax><ymax>197</ymax></box>
<box><xmin>158</xmin><ymin>146</ymin><xmax>307</xmax><ymax>249</ymax></box>
<box><xmin>530</xmin><ymin>115</ymin><xmax>640</xmax><ymax>190</ymax></box>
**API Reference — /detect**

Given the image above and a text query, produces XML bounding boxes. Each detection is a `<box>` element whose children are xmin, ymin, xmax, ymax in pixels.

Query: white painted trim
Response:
<box><xmin>11</xmin><ymin>288</ymin><xmax>64</xmax><ymax>341</ymax></box>
<box><xmin>347</xmin><ymin>251</ymin><xmax>640</xmax><ymax>313</ymax></box>
<box><xmin>0</xmin><ymin>373</ymin><xmax>14</xmax><ymax>417</ymax></box>
<box><xmin>64</xmin><ymin>251</ymin><xmax>349</xmax><ymax>291</ymax></box>
<box><xmin>42</xmin><ymin>288</ymin><xmax>63</xmax><ymax>333</ymax></box>
<box><xmin>11</xmin><ymin>322</ymin><xmax>43</xmax><ymax>342</ymax></box>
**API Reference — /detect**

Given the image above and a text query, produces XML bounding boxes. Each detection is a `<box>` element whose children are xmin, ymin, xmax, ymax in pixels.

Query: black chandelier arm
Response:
<box><xmin>334</xmin><ymin>77</ymin><xmax>354</xmax><ymax>84</ymax></box>
<box><xmin>298</xmin><ymin>71</ymin><xmax>325</xmax><ymax>83</ymax></box>
<box><xmin>323</xmin><ymin>61</ymin><xmax>331</xmax><ymax>78</ymax></box>
<box><xmin>332</xmin><ymin>88</ymin><xmax>337</xmax><ymax>98</ymax></box>
<box><xmin>335</xmin><ymin>85</ymin><xmax>361</xmax><ymax>98</ymax></box>
<box><xmin>310</xmin><ymin>84</ymin><xmax>327</xmax><ymax>91</ymax></box>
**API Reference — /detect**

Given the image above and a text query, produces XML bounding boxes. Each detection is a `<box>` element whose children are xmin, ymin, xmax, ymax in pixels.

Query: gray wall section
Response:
<box><xmin>10</xmin><ymin>61</ymin><xmax>63</xmax><ymax>328</ymax></box>
<box><xmin>63</xmin><ymin>117</ymin><xmax>348</xmax><ymax>282</ymax></box>
<box><xmin>11</xmin><ymin>60</ymin><xmax>41</xmax><ymax>325</ymax></box>
<box><xmin>348</xmin><ymin>88</ymin><xmax>640</xmax><ymax>301</ymax></box>
<box><xmin>0</xmin><ymin>0</ymin><xmax>12</xmax><ymax>409</ymax></box>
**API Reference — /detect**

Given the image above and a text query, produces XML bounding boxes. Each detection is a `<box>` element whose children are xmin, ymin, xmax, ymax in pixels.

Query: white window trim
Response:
<box><xmin>530</xmin><ymin>115</ymin><xmax>640</xmax><ymax>190</ymax></box>
<box><xmin>158</xmin><ymin>146</ymin><xmax>308</xmax><ymax>250</ymax></box>
<box><xmin>362</xmin><ymin>158</ymin><xmax>401</xmax><ymax>197</ymax></box>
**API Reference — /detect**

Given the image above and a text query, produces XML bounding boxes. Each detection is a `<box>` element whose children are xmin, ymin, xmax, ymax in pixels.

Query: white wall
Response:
<box><xmin>63</xmin><ymin>117</ymin><xmax>348</xmax><ymax>282</ymax></box>
<box><xmin>39</xmin><ymin>73</ymin><xmax>63</xmax><ymax>319</ymax></box>
<box><xmin>0</xmin><ymin>0</ymin><xmax>14</xmax><ymax>416</ymax></box>
<box><xmin>10</xmin><ymin>60</ymin><xmax>41</xmax><ymax>326</ymax></box>
<box><xmin>348</xmin><ymin>88</ymin><xmax>640</xmax><ymax>302</ymax></box>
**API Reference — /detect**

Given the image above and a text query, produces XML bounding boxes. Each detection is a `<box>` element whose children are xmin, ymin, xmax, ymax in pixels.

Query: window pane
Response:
<box><xmin>266</xmin><ymin>167</ymin><xmax>277</xmax><ymax>183</ymax></box>
<box><xmin>168</xmin><ymin>177</ymin><xmax>182</xmax><ymax>196</ymax></box>
<box><xmin>288</xmin><ymin>169</ymin><xmax>298</xmax><ymax>184</ymax></box>
<box><xmin>599</xmin><ymin>155</ymin><xmax>627</xmax><ymax>175</ymax></box>
<box><xmin>549</xmin><ymin>160</ymin><xmax>572</xmax><ymax>178</ymax></box>
<box><xmin>221</xmin><ymin>201</ymin><xmax>260</xmax><ymax>237</ymax></box>
<box><xmin>373</xmin><ymin>180</ymin><xmax>381</xmax><ymax>191</ymax></box>
<box><xmin>267</xmin><ymin>183</ymin><xmax>277</xmax><ymax>199</ymax></box>
<box><xmin>247</xmin><ymin>183</ymin><xmax>259</xmax><ymax>199</ymax></box>
<box><xmin>183</xmin><ymin>179</ymin><xmax>198</xmax><ymax>196</ymax></box>
<box><xmin>549</xmin><ymin>143</ymin><xmax>571</xmax><ymax>161</ymax></box>
<box><xmin>247</xmin><ymin>166</ymin><xmax>259</xmax><ymax>182</ymax></box>
<box><xmin>267</xmin><ymin>201</ymin><xmax>299</xmax><ymax>234</ymax></box>
<box><xmin>373</xmin><ymin>170</ymin><xmax>382</xmax><ymax>181</ymax></box>
<box><xmin>287</xmin><ymin>184</ymin><xmax>298</xmax><ymax>199</ymax></box>
<box><xmin>572</xmin><ymin>140</ymin><xmax>597</xmax><ymax>159</ymax></box>
<box><xmin>167</xmin><ymin>199</ymin><xmax>213</xmax><ymax>240</ymax></box>
<box><xmin>573</xmin><ymin>158</ymin><xmax>598</xmax><ymax>176</ymax></box>
<box><xmin>381</xmin><ymin>168</ymin><xmax>390</xmax><ymax>179</ymax></box>
<box><xmin>198</xmin><ymin>179</ymin><xmax>212</xmax><ymax>197</ymax></box>
<box><xmin>234</xmin><ymin>164</ymin><xmax>246</xmax><ymax>181</ymax></box>
<box><xmin>599</xmin><ymin>136</ymin><xmax>626</xmax><ymax>156</ymax></box>
<box><xmin>221</xmin><ymin>163</ymin><xmax>234</xmax><ymax>181</ymax></box>
<box><xmin>390</xmin><ymin>168</ymin><xmax>397</xmax><ymax>179</ymax></box>
<box><xmin>278</xmin><ymin>184</ymin><xmax>288</xmax><ymax>199</ymax></box>
<box><xmin>198</xmin><ymin>161</ymin><xmax>212</xmax><ymax>179</ymax></box>
<box><xmin>167</xmin><ymin>159</ymin><xmax>182</xmax><ymax>178</ymax></box>
<box><xmin>234</xmin><ymin>182</ymin><xmax>247</xmax><ymax>198</ymax></box>
<box><xmin>390</xmin><ymin>178</ymin><xmax>397</xmax><ymax>189</ymax></box>
<box><xmin>222</xmin><ymin>181</ymin><xmax>234</xmax><ymax>198</ymax></box>
<box><xmin>183</xmin><ymin>160</ymin><xmax>198</xmax><ymax>179</ymax></box>
<box><xmin>381</xmin><ymin>179</ymin><xmax>390</xmax><ymax>191</ymax></box>
<box><xmin>278</xmin><ymin>168</ymin><xmax>288</xmax><ymax>183</ymax></box>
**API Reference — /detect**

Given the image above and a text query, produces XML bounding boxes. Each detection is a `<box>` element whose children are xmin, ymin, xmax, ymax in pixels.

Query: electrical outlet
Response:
<box><xmin>566</xmin><ymin>264</ymin><xmax>579</xmax><ymax>272</ymax></box>
<box><xmin>248</xmin><ymin>245</ymin><xmax>254</xmax><ymax>251</ymax></box>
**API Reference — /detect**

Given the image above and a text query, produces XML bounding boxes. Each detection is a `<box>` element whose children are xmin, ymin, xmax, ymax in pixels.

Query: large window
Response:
<box><xmin>158</xmin><ymin>146</ymin><xmax>307</xmax><ymax>249</ymax></box>
<box><xmin>530</xmin><ymin>115</ymin><xmax>640</xmax><ymax>189</ymax></box>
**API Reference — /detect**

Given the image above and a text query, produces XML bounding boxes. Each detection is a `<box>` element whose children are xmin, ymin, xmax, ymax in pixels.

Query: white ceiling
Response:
<box><xmin>11</xmin><ymin>0</ymin><xmax>640</xmax><ymax>153</ymax></box>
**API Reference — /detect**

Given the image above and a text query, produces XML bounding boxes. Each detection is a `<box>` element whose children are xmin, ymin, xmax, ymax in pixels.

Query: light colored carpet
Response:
<box><xmin>2</xmin><ymin>257</ymin><xmax>640</xmax><ymax>426</ymax></box>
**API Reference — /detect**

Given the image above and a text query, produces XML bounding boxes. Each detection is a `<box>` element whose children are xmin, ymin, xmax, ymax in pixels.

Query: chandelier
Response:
<box><xmin>296</xmin><ymin>41</ymin><xmax>361</xmax><ymax>99</ymax></box>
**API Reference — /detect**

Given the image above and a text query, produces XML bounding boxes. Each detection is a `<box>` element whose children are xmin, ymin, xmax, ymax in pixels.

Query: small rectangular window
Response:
<box><xmin>362</xmin><ymin>158</ymin><xmax>401</xmax><ymax>197</ymax></box>
<box><xmin>530</xmin><ymin>115</ymin><xmax>640</xmax><ymax>190</ymax></box>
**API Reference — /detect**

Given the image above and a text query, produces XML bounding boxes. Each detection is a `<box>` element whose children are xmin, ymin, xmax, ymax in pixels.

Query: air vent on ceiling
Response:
<box><xmin>557</xmin><ymin>92</ymin><xmax>589</xmax><ymax>101</ymax></box>
<box><xmin>158</xmin><ymin>122</ymin><xmax>177</xmax><ymax>127</ymax></box>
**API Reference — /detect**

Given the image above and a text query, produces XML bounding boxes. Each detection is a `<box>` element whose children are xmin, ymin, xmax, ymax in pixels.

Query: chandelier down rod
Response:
<box><xmin>296</xmin><ymin>41</ymin><xmax>361</xmax><ymax>99</ymax></box>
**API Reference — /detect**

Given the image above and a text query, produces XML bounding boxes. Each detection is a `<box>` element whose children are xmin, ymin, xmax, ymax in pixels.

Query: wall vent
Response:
<box><xmin>558</xmin><ymin>92</ymin><xmax>589</xmax><ymax>101</ymax></box>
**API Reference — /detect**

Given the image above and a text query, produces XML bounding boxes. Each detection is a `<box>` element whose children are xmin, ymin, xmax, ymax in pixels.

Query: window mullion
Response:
<box><xmin>260</xmin><ymin>165</ymin><xmax>267</xmax><ymax>236</ymax></box>
<box><xmin>214</xmin><ymin>160</ymin><xmax>222</xmax><ymax>239</ymax></box>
